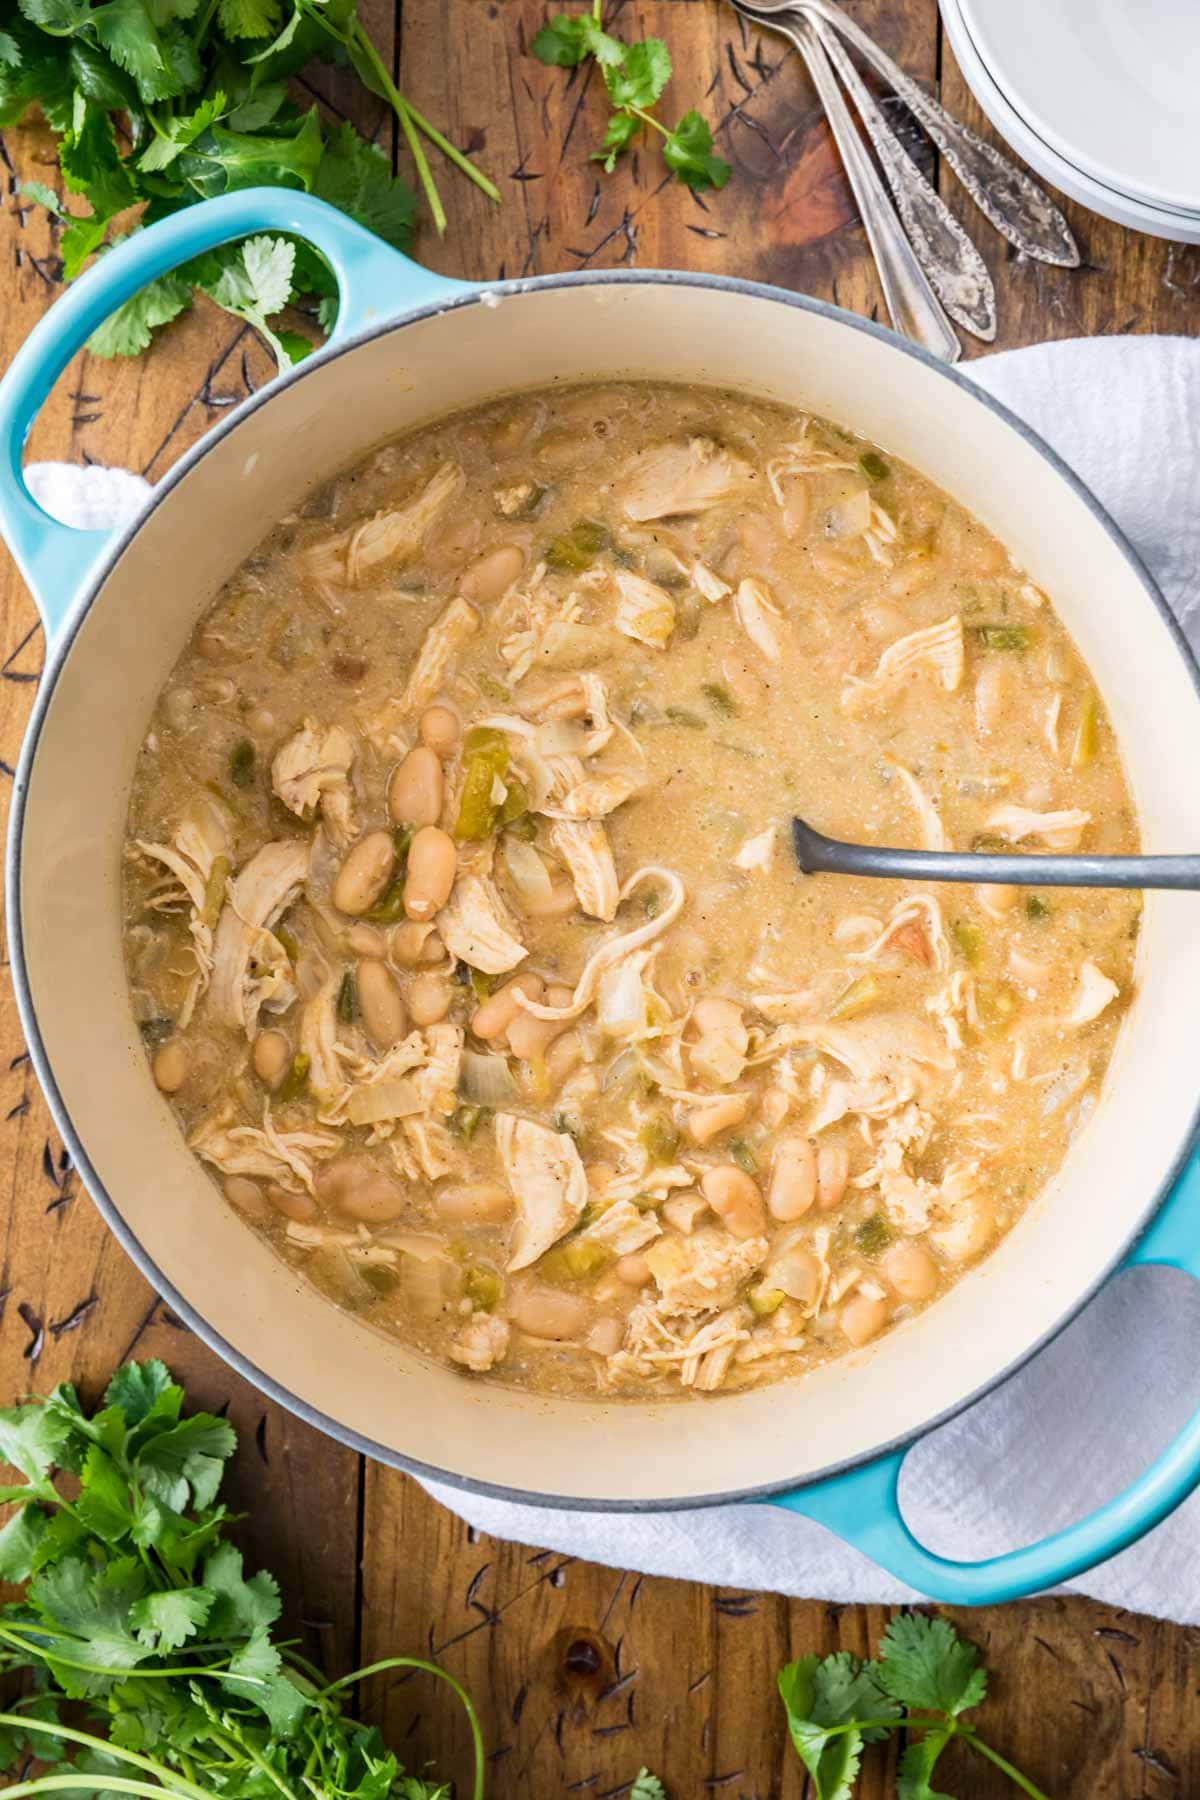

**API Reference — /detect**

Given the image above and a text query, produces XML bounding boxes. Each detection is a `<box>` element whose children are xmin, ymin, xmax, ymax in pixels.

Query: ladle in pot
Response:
<box><xmin>792</xmin><ymin>817</ymin><xmax>1200</xmax><ymax>890</ymax></box>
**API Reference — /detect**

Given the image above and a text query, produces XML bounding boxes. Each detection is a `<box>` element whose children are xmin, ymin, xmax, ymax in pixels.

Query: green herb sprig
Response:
<box><xmin>1</xmin><ymin>0</ymin><xmax>498</xmax><ymax>367</ymax></box>
<box><xmin>779</xmin><ymin>1613</ymin><xmax>1050</xmax><ymax>1800</ymax></box>
<box><xmin>531</xmin><ymin>2</ymin><xmax>730</xmax><ymax>193</ymax></box>
<box><xmin>0</xmin><ymin>1359</ymin><xmax>483</xmax><ymax>1800</ymax></box>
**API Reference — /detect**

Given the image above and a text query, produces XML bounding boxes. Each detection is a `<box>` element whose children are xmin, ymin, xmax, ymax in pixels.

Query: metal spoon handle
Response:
<box><xmin>762</xmin><ymin>9</ymin><xmax>961</xmax><ymax>363</ymax></box>
<box><xmin>810</xmin><ymin>16</ymin><xmax>996</xmax><ymax>341</ymax></box>
<box><xmin>792</xmin><ymin>0</ymin><xmax>1081</xmax><ymax>268</ymax></box>
<box><xmin>792</xmin><ymin>818</ymin><xmax>1200</xmax><ymax>890</ymax></box>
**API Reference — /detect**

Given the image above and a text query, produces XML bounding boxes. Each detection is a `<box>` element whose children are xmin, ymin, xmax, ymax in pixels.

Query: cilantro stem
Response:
<box><xmin>628</xmin><ymin>103</ymin><xmax>670</xmax><ymax>139</ymax></box>
<box><xmin>0</xmin><ymin>1620</ymin><xmax>257</xmax><ymax>1680</ymax></box>
<box><xmin>402</xmin><ymin>102</ymin><xmax>501</xmax><ymax>203</ymax></box>
<box><xmin>346</xmin><ymin>22</ymin><xmax>447</xmax><ymax>234</ymax></box>
<box><xmin>0</xmin><ymin>1714</ymin><xmax>213</xmax><ymax>1800</ymax></box>
<box><xmin>320</xmin><ymin>1655</ymin><xmax>485</xmax><ymax>1800</ymax></box>
<box><xmin>206</xmin><ymin>1725</ymin><xmax>297</xmax><ymax>1800</ymax></box>
<box><xmin>0</xmin><ymin>1777</ymin><xmax>198</xmax><ymax>1800</ymax></box>
<box><xmin>963</xmin><ymin>1732</ymin><xmax>1053</xmax><ymax>1800</ymax></box>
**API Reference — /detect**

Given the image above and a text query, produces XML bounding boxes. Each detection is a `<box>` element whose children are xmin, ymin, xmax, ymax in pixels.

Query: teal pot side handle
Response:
<box><xmin>767</xmin><ymin>1139</ymin><xmax>1200</xmax><ymax>1604</ymax></box>
<box><xmin>0</xmin><ymin>189</ymin><xmax>471</xmax><ymax>643</ymax></box>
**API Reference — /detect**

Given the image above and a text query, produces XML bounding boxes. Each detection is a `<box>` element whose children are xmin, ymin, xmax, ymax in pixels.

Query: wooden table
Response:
<box><xmin>3</xmin><ymin>4</ymin><xmax>1200</xmax><ymax>1793</ymax></box>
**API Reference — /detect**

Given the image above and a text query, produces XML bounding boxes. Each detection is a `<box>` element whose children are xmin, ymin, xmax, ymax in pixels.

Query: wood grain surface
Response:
<box><xmin>3</xmin><ymin>3</ymin><xmax>1200</xmax><ymax>1795</ymax></box>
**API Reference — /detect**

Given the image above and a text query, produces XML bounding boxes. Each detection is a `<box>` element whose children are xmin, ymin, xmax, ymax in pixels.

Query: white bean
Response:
<box><xmin>840</xmin><ymin>1293</ymin><xmax>891</xmax><ymax>1347</ymax></box>
<box><xmin>403</xmin><ymin>826</ymin><xmax>456</xmax><ymax>921</ymax></box>
<box><xmin>388</xmin><ymin>746</ymin><xmax>444</xmax><ymax>827</ymax></box>
<box><xmin>153</xmin><ymin>1041</ymin><xmax>188</xmax><ymax>1093</ymax></box>
<box><xmin>882</xmin><ymin>1240</ymin><xmax>939</xmax><ymax>1301</ymax></box>
<box><xmin>357</xmin><ymin>959</ymin><xmax>407</xmax><ymax>1049</ymax></box>
<box><xmin>472</xmin><ymin>972</ymin><xmax>544</xmax><ymax>1041</ymax></box>
<box><xmin>436</xmin><ymin>1181</ymin><xmax>513</xmax><ymax>1224</ymax></box>
<box><xmin>408</xmin><ymin>971</ymin><xmax>453</xmax><ymax>1027</ymax></box>
<box><xmin>701</xmin><ymin>1165</ymin><xmax>766</xmax><ymax>1239</ymax></box>
<box><xmin>252</xmin><ymin>1029</ymin><xmax>291</xmax><ymax>1090</ymax></box>
<box><xmin>509</xmin><ymin>1286</ymin><xmax>590</xmax><ymax>1340</ymax></box>
<box><xmin>768</xmin><ymin>1134</ymin><xmax>817</xmax><ymax>1221</ymax></box>
<box><xmin>333</xmin><ymin>830</ymin><xmax>395</xmax><ymax>916</ymax></box>
<box><xmin>419</xmin><ymin>705</ymin><xmax>460</xmax><ymax>755</ymax></box>
<box><xmin>817</xmin><ymin>1143</ymin><xmax>850</xmax><ymax>1211</ymax></box>
<box><xmin>316</xmin><ymin>1155</ymin><xmax>407</xmax><ymax>1224</ymax></box>
<box><xmin>459</xmin><ymin>544</ymin><xmax>525</xmax><ymax>605</ymax></box>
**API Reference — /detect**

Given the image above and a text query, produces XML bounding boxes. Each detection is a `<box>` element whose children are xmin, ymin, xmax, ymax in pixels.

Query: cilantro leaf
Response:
<box><xmin>74</xmin><ymin>1443</ymin><xmax>136</xmax><ymax>1543</ymax></box>
<box><xmin>313</xmin><ymin>120</ymin><xmax>416</xmax><ymax>250</ymax></box>
<box><xmin>218</xmin><ymin>0</ymin><xmax>281</xmax><ymax>36</ymax></box>
<box><xmin>531</xmin><ymin>14</ymin><xmax>623</xmax><ymax>69</ymax></box>
<box><xmin>0</xmin><ymin>29</ymin><xmax>21</xmax><ymax>64</ymax></box>
<box><xmin>630</xmin><ymin>1771</ymin><xmax>667</xmax><ymax>1800</ymax></box>
<box><xmin>878</xmin><ymin>1613</ymin><xmax>988</xmax><ymax>1718</ymax></box>
<box><xmin>662</xmin><ymin>108</ymin><xmax>730</xmax><ymax>192</ymax></box>
<box><xmin>128</xmin><ymin>1585</ymin><xmax>214</xmax><ymax>1650</ymax></box>
<box><xmin>104</xmin><ymin>1360</ymin><xmax>176</xmax><ymax>1426</ymax></box>
<box><xmin>0</xmin><ymin>1398</ymin><xmax>72</xmax><ymax>1487</ymax></box>
<box><xmin>593</xmin><ymin>106</ymin><xmax>638</xmax><ymax>172</ymax></box>
<box><xmin>18</xmin><ymin>0</ymin><xmax>92</xmax><ymax>29</ymax></box>
<box><xmin>61</xmin><ymin>210</ymin><xmax>111</xmax><ymax>278</ymax></box>
<box><xmin>29</xmin><ymin>1554</ymin><xmax>151</xmax><ymax>1673</ymax></box>
<box><xmin>0</xmin><ymin>1500</ymin><xmax>48</xmax><ymax>1579</ymax></box>
<box><xmin>897</xmin><ymin>1729</ymin><xmax>955</xmax><ymax>1800</ymax></box>
<box><xmin>138</xmin><ymin>91</ymin><xmax>227</xmax><ymax>170</ymax></box>
<box><xmin>58</xmin><ymin>89</ymin><xmax>138</xmax><ymax>213</ymax></box>
<box><xmin>203</xmin><ymin>1539</ymin><xmax>283</xmax><ymax>1634</ymax></box>
<box><xmin>779</xmin><ymin>1654</ymin><xmax>902</xmax><ymax>1800</ymax></box>
<box><xmin>20</xmin><ymin>177</ymin><xmax>62</xmax><ymax>211</ymax></box>
<box><xmin>603</xmin><ymin>37</ymin><xmax>670</xmax><ymax>110</ymax></box>
<box><xmin>91</xmin><ymin>0</ymin><xmax>197</xmax><ymax>102</ymax></box>
<box><xmin>135</xmin><ymin>1410</ymin><xmax>237</xmax><ymax>1512</ymax></box>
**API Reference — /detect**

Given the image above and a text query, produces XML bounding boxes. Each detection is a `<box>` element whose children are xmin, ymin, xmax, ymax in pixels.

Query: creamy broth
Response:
<box><xmin>123</xmin><ymin>382</ymin><xmax>1139</xmax><ymax>1397</ymax></box>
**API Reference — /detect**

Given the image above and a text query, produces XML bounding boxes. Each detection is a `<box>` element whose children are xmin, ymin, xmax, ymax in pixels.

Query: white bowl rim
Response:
<box><xmin>940</xmin><ymin>0</ymin><xmax>1200</xmax><ymax>243</ymax></box>
<box><xmin>9</xmin><ymin>265</ymin><xmax>1200</xmax><ymax>1511</ymax></box>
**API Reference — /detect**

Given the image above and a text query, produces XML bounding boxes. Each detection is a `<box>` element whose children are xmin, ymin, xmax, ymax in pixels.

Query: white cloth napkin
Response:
<box><xmin>31</xmin><ymin>335</ymin><xmax>1200</xmax><ymax>1622</ymax></box>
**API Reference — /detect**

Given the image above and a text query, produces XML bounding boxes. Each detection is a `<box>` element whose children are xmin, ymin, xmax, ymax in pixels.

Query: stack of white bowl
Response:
<box><xmin>940</xmin><ymin>0</ymin><xmax>1200</xmax><ymax>243</ymax></box>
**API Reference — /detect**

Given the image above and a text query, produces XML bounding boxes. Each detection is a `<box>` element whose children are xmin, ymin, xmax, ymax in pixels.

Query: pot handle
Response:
<box><xmin>0</xmin><ymin>189</ymin><xmax>470</xmax><ymax>640</ymax></box>
<box><xmin>767</xmin><ymin>1140</ymin><xmax>1200</xmax><ymax>1604</ymax></box>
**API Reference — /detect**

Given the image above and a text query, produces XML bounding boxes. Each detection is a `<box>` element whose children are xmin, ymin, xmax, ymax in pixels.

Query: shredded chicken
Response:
<box><xmin>271</xmin><ymin>722</ymin><xmax>357</xmax><ymax>847</ymax></box>
<box><xmin>496</xmin><ymin>1115</ymin><xmax>589</xmax><ymax>1271</ymax></box>
<box><xmin>985</xmin><ymin>804</ymin><xmax>1091</xmax><ymax>851</ymax></box>
<box><xmin>304</xmin><ymin>462</ymin><xmax>464</xmax><ymax>589</ymax></box>
<box><xmin>546</xmin><ymin>772</ymin><xmax>640</xmax><ymax>820</ymax></box>
<box><xmin>645</xmin><ymin>1228</ymin><xmax>768</xmax><ymax>1311</ymax></box>
<box><xmin>622</xmin><ymin>436</ymin><xmax>755</xmax><ymax>521</ymax></box>
<box><xmin>209</xmin><ymin>839</ymin><xmax>309</xmax><ymax>1037</ymax></box>
<box><xmin>848</xmin><ymin>893</ymin><xmax>949</xmax><ymax>971</ymax></box>
<box><xmin>613</xmin><ymin>569</ymin><xmax>676</xmax><ymax>649</ymax></box>
<box><xmin>765</xmin><ymin>428</ymin><xmax>855</xmax><ymax>502</ymax></box>
<box><xmin>451</xmin><ymin>1313</ymin><xmax>511</xmax><ymax>1372</ymax></box>
<box><xmin>437</xmin><ymin>873</ymin><xmax>526</xmax><ymax>975</ymax></box>
<box><xmin>734</xmin><ymin>578</ymin><xmax>784</xmax><ymax>662</ymax></box>
<box><xmin>549</xmin><ymin>818</ymin><xmax>620</xmax><ymax>921</ymax></box>
<box><xmin>191</xmin><ymin>1106</ymin><xmax>338</xmax><ymax>1195</ymax></box>
<box><xmin>842</xmin><ymin>615</ymin><xmax>964</xmax><ymax>715</ymax></box>
<box><xmin>733</xmin><ymin>826</ymin><xmax>776</xmax><ymax>873</ymax></box>
<box><xmin>402</xmin><ymin>595</ymin><xmax>480</xmax><ymax>716</ymax></box>
<box><xmin>1061</xmin><ymin>960</ymin><xmax>1119</xmax><ymax>1027</ymax></box>
<box><xmin>513</xmin><ymin>867</ymin><xmax>685</xmax><ymax>1022</ymax></box>
<box><xmin>131</xmin><ymin>797</ymin><xmax>230</xmax><ymax>1028</ymax></box>
<box><xmin>886</xmin><ymin>756</ymin><xmax>949</xmax><ymax>852</ymax></box>
<box><xmin>583</xmin><ymin>1198</ymin><xmax>661</xmax><ymax>1256</ymax></box>
<box><xmin>692</xmin><ymin>560</ymin><xmax>731</xmax><ymax>602</ymax></box>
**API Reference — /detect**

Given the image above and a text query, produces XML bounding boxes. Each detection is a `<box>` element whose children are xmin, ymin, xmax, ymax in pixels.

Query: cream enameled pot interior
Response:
<box><xmin>17</xmin><ymin>279</ymin><xmax>1200</xmax><ymax>1505</ymax></box>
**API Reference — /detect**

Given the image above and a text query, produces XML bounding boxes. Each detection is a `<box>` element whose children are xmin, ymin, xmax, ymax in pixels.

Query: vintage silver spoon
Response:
<box><xmin>730</xmin><ymin>0</ymin><xmax>962</xmax><ymax>363</ymax></box>
<box><xmin>744</xmin><ymin>0</ymin><xmax>1081</xmax><ymax>268</ymax></box>
<box><xmin>808</xmin><ymin>12</ymin><xmax>996</xmax><ymax>340</ymax></box>
<box><xmin>791</xmin><ymin>817</ymin><xmax>1200</xmax><ymax>890</ymax></box>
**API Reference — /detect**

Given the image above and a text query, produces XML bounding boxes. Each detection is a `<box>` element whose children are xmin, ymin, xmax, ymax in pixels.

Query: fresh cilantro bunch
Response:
<box><xmin>779</xmin><ymin>1614</ymin><xmax>1049</xmax><ymax>1800</ymax></box>
<box><xmin>0</xmin><ymin>1359</ymin><xmax>483</xmax><ymax>1800</ymax></box>
<box><xmin>531</xmin><ymin>2</ymin><xmax>730</xmax><ymax>192</ymax></box>
<box><xmin>0</xmin><ymin>0</ymin><xmax>498</xmax><ymax>366</ymax></box>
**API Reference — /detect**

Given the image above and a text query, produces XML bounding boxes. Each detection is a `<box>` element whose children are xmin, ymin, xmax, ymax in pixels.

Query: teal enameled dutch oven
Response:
<box><xmin>3</xmin><ymin>190</ymin><xmax>1200</xmax><ymax>1604</ymax></box>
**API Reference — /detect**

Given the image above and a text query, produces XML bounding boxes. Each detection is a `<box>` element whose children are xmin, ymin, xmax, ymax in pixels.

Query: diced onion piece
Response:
<box><xmin>459</xmin><ymin>1048</ymin><xmax>518</xmax><ymax>1108</ymax></box>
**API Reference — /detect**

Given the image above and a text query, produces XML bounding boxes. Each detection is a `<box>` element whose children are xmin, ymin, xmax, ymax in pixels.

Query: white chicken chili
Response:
<box><xmin>122</xmin><ymin>381</ymin><xmax>1139</xmax><ymax>1396</ymax></box>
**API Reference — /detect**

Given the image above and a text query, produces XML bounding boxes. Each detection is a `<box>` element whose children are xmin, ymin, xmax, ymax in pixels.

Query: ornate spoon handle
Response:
<box><xmin>811</xmin><ymin>16</ymin><xmax>996</xmax><ymax>340</ymax></box>
<box><xmin>734</xmin><ymin>3</ymin><xmax>962</xmax><ymax>361</ymax></box>
<box><xmin>793</xmin><ymin>0</ymin><xmax>1081</xmax><ymax>267</ymax></box>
